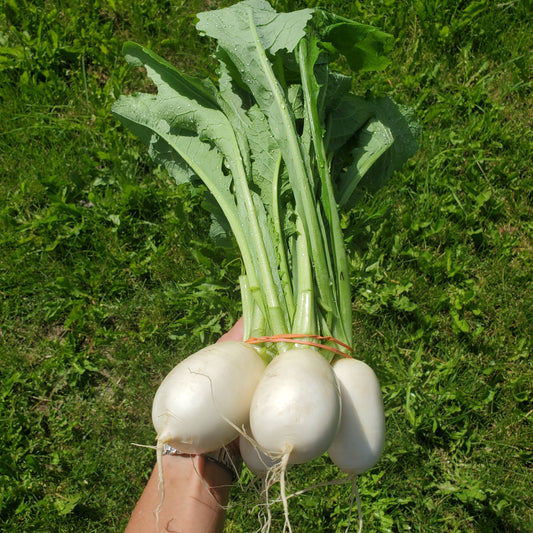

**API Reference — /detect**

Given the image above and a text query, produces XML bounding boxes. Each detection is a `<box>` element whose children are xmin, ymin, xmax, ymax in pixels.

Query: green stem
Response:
<box><xmin>272</xmin><ymin>153</ymin><xmax>295</xmax><ymax>321</ymax></box>
<box><xmin>229</xmin><ymin>134</ymin><xmax>288</xmax><ymax>336</ymax></box>
<box><xmin>291</xmin><ymin>217</ymin><xmax>316</xmax><ymax>337</ymax></box>
<box><xmin>240</xmin><ymin>275</ymin><xmax>265</xmax><ymax>340</ymax></box>
<box><xmin>297</xmin><ymin>39</ymin><xmax>352</xmax><ymax>347</ymax></box>
<box><xmin>248</xmin><ymin>11</ymin><xmax>336</xmax><ymax>334</ymax></box>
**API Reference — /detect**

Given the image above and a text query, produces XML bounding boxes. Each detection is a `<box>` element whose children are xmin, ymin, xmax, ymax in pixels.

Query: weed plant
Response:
<box><xmin>1</xmin><ymin>1</ymin><xmax>531</xmax><ymax>532</ymax></box>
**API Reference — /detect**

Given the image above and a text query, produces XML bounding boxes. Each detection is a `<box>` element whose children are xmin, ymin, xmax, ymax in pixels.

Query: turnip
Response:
<box><xmin>250</xmin><ymin>348</ymin><xmax>341</xmax><ymax>465</ymax></box>
<box><xmin>246</xmin><ymin>348</ymin><xmax>341</xmax><ymax>532</ymax></box>
<box><xmin>152</xmin><ymin>340</ymin><xmax>266</xmax><ymax>454</ymax></box>
<box><xmin>328</xmin><ymin>358</ymin><xmax>386</xmax><ymax>474</ymax></box>
<box><xmin>113</xmin><ymin>0</ymin><xmax>419</xmax><ymax>530</ymax></box>
<box><xmin>150</xmin><ymin>340</ymin><xmax>265</xmax><ymax>526</ymax></box>
<box><xmin>326</xmin><ymin>358</ymin><xmax>386</xmax><ymax>533</ymax></box>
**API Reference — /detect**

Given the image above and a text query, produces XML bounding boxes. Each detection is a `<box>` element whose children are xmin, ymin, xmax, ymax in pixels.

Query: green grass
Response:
<box><xmin>1</xmin><ymin>0</ymin><xmax>531</xmax><ymax>531</ymax></box>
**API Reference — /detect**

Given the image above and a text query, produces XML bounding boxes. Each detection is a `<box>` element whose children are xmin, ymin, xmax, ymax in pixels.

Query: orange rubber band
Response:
<box><xmin>245</xmin><ymin>334</ymin><xmax>353</xmax><ymax>357</ymax></box>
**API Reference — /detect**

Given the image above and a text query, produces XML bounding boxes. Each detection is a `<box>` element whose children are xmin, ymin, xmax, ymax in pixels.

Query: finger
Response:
<box><xmin>216</xmin><ymin>317</ymin><xmax>244</xmax><ymax>343</ymax></box>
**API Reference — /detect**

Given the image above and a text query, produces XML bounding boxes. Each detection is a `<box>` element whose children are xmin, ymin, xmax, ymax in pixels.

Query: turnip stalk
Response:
<box><xmin>245</xmin><ymin>13</ymin><xmax>339</xmax><ymax>342</ymax></box>
<box><xmin>297</xmin><ymin>38</ymin><xmax>352</xmax><ymax>346</ymax></box>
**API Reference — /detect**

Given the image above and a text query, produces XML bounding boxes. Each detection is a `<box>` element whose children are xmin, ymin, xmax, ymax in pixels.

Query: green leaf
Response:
<box><xmin>54</xmin><ymin>493</ymin><xmax>82</xmax><ymax>516</ymax></box>
<box><xmin>334</xmin><ymin>117</ymin><xmax>394</xmax><ymax>209</ymax></box>
<box><xmin>199</xmin><ymin>0</ymin><xmax>340</xmax><ymax>338</ymax></box>
<box><xmin>329</xmin><ymin>95</ymin><xmax>420</xmax><ymax>209</ymax></box>
<box><xmin>111</xmin><ymin>78</ymin><xmax>245</xmax><ymax>260</ymax></box>
<box><xmin>315</xmin><ymin>12</ymin><xmax>395</xmax><ymax>72</ymax></box>
<box><xmin>196</xmin><ymin>0</ymin><xmax>313</xmax><ymax>57</ymax></box>
<box><xmin>112</xmin><ymin>1</ymin><xmax>419</xmax><ymax>348</ymax></box>
<box><xmin>122</xmin><ymin>41</ymin><xmax>219</xmax><ymax>109</ymax></box>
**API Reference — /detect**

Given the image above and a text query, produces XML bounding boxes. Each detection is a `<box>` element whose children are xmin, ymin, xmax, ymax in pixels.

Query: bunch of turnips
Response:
<box><xmin>113</xmin><ymin>0</ymin><xmax>419</xmax><ymax>530</ymax></box>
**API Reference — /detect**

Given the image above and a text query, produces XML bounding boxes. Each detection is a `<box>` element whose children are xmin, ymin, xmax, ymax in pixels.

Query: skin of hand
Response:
<box><xmin>123</xmin><ymin>318</ymin><xmax>244</xmax><ymax>533</ymax></box>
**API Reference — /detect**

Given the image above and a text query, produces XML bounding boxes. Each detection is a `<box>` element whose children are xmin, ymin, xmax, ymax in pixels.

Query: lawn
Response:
<box><xmin>1</xmin><ymin>1</ymin><xmax>532</xmax><ymax>532</ymax></box>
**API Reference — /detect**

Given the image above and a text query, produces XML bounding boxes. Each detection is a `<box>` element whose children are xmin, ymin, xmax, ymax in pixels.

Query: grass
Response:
<box><xmin>1</xmin><ymin>0</ymin><xmax>531</xmax><ymax>531</ymax></box>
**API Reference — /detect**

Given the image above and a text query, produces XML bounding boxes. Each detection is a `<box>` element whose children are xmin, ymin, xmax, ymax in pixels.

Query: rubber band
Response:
<box><xmin>245</xmin><ymin>334</ymin><xmax>353</xmax><ymax>357</ymax></box>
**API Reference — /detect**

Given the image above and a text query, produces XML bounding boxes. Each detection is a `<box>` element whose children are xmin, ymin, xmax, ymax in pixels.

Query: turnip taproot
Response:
<box><xmin>150</xmin><ymin>340</ymin><xmax>265</xmax><ymax>529</ymax></box>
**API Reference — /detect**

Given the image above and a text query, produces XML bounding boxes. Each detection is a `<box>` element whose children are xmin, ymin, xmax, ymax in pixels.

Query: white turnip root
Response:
<box><xmin>249</xmin><ymin>348</ymin><xmax>341</xmax><ymax>464</ymax></box>
<box><xmin>150</xmin><ymin>341</ymin><xmax>265</xmax><ymax>529</ymax></box>
<box><xmin>327</xmin><ymin>358</ymin><xmax>386</xmax><ymax>474</ymax></box>
<box><xmin>152</xmin><ymin>341</ymin><xmax>266</xmax><ymax>454</ymax></box>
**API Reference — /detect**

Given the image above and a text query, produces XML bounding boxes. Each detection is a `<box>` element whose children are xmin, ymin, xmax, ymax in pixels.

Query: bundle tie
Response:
<box><xmin>245</xmin><ymin>334</ymin><xmax>353</xmax><ymax>357</ymax></box>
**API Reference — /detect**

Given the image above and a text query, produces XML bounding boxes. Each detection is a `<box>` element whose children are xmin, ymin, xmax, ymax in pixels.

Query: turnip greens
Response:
<box><xmin>112</xmin><ymin>0</ymin><xmax>419</xmax><ymax>357</ymax></box>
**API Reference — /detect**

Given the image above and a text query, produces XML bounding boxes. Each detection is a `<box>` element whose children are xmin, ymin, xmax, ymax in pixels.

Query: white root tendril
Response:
<box><xmin>279</xmin><ymin>451</ymin><xmax>292</xmax><ymax>533</ymax></box>
<box><xmin>345</xmin><ymin>474</ymin><xmax>363</xmax><ymax>533</ymax></box>
<box><xmin>260</xmin><ymin>472</ymin><xmax>364</xmax><ymax>533</ymax></box>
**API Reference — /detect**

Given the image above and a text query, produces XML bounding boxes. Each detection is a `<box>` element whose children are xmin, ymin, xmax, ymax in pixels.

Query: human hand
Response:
<box><xmin>216</xmin><ymin>317</ymin><xmax>244</xmax><ymax>343</ymax></box>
